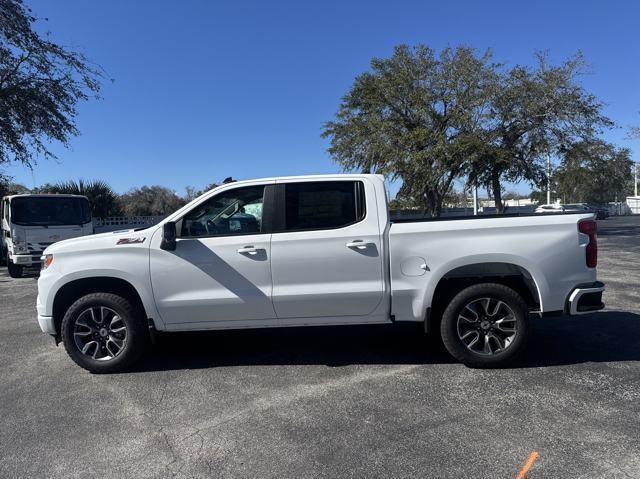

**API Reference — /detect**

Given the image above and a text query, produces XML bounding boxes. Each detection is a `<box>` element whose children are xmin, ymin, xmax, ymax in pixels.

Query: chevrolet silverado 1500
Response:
<box><xmin>36</xmin><ymin>174</ymin><xmax>605</xmax><ymax>372</ymax></box>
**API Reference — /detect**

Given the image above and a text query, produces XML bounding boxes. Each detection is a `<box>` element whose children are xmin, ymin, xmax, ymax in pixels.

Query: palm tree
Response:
<box><xmin>45</xmin><ymin>179</ymin><xmax>120</xmax><ymax>219</ymax></box>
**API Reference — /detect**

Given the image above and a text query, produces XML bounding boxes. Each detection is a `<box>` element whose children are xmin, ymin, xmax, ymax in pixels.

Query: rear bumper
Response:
<box><xmin>567</xmin><ymin>281</ymin><xmax>605</xmax><ymax>315</ymax></box>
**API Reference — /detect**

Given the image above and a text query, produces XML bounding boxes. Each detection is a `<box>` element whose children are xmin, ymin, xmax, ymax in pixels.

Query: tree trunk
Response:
<box><xmin>491</xmin><ymin>169</ymin><xmax>504</xmax><ymax>214</ymax></box>
<box><xmin>422</xmin><ymin>189</ymin><xmax>441</xmax><ymax>217</ymax></box>
<box><xmin>432</xmin><ymin>193</ymin><xmax>442</xmax><ymax>217</ymax></box>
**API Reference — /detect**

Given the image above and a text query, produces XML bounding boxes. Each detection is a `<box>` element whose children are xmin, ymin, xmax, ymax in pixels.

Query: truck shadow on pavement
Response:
<box><xmin>131</xmin><ymin>311</ymin><xmax>640</xmax><ymax>372</ymax></box>
<box><xmin>519</xmin><ymin>311</ymin><xmax>640</xmax><ymax>368</ymax></box>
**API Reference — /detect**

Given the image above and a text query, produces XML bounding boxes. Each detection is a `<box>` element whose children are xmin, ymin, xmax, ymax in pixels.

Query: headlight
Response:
<box><xmin>41</xmin><ymin>254</ymin><xmax>54</xmax><ymax>270</ymax></box>
<box><xmin>11</xmin><ymin>229</ymin><xmax>27</xmax><ymax>252</ymax></box>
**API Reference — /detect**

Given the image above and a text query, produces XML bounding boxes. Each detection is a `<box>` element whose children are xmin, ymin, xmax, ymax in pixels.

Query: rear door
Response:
<box><xmin>270</xmin><ymin>179</ymin><xmax>384</xmax><ymax>320</ymax></box>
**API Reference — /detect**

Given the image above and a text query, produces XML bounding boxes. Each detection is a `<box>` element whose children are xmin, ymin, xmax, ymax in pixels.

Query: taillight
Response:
<box><xmin>578</xmin><ymin>219</ymin><xmax>597</xmax><ymax>268</ymax></box>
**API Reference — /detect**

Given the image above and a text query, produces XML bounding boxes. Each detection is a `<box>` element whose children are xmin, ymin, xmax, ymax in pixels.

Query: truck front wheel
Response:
<box><xmin>7</xmin><ymin>255</ymin><xmax>23</xmax><ymax>278</ymax></box>
<box><xmin>440</xmin><ymin>283</ymin><xmax>530</xmax><ymax>368</ymax></box>
<box><xmin>61</xmin><ymin>293</ymin><xmax>149</xmax><ymax>373</ymax></box>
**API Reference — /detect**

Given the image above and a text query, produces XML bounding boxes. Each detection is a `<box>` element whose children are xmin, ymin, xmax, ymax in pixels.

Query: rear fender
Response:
<box><xmin>420</xmin><ymin>254</ymin><xmax>547</xmax><ymax>319</ymax></box>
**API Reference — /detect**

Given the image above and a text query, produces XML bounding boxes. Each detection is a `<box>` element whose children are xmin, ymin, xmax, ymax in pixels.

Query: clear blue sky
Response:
<box><xmin>5</xmin><ymin>0</ymin><xmax>640</xmax><ymax>196</ymax></box>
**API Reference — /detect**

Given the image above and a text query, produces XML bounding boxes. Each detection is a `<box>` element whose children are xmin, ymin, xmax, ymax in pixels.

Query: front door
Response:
<box><xmin>150</xmin><ymin>183</ymin><xmax>275</xmax><ymax>326</ymax></box>
<box><xmin>270</xmin><ymin>179</ymin><xmax>385</xmax><ymax>320</ymax></box>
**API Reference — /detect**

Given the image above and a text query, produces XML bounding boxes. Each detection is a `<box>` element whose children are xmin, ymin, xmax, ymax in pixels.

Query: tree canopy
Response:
<box><xmin>472</xmin><ymin>52</ymin><xmax>613</xmax><ymax>212</ymax></box>
<box><xmin>323</xmin><ymin>45</ymin><xmax>496</xmax><ymax>216</ymax></box>
<box><xmin>554</xmin><ymin>140</ymin><xmax>633</xmax><ymax>204</ymax></box>
<box><xmin>118</xmin><ymin>185</ymin><xmax>186</xmax><ymax>217</ymax></box>
<box><xmin>0</xmin><ymin>0</ymin><xmax>104</xmax><ymax>169</ymax></box>
<box><xmin>324</xmin><ymin>45</ymin><xmax>615</xmax><ymax>215</ymax></box>
<box><xmin>184</xmin><ymin>183</ymin><xmax>219</xmax><ymax>202</ymax></box>
<box><xmin>0</xmin><ymin>173</ymin><xmax>27</xmax><ymax>197</ymax></box>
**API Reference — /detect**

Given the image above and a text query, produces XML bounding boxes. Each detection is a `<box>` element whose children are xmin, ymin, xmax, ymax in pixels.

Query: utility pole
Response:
<box><xmin>635</xmin><ymin>162</ymin><xmax>638</xmax><ymax>197</ymax></box>
<box><xmin>547</xmin><ymin>155</ymin><xmax>551</xmax><ymax>205</ymax></box>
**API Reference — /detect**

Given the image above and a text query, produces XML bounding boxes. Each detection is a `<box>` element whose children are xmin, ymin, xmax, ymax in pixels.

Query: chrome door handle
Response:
<box><xmin>345</xmin><ymin>240</ymin><xmax>375</xmax><ymax>250</ymax></box>
<box><xmin>237</xmin><ymin>246</ymin><xmax>259</xmax><ymax>255</ymax></box>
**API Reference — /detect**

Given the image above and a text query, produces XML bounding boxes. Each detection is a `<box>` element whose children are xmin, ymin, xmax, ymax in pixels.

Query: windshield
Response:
<box><xmin>10</xmin><ymin>197</ymin><xmax>91</xmax><ymax>226</ymax></box>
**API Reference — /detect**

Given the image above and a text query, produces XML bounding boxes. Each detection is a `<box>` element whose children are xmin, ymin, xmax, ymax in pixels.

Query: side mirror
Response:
<box><xmin>160</xmin><ymin>221</ymin><xmax>177</xmax><ymax>251</ymax></box>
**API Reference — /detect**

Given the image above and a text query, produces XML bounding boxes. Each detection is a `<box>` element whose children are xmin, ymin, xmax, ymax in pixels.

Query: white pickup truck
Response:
<box><xmin>36</xmin><ymin>174</ymin><xmax>604</xmax><ymax>373</ymax></box>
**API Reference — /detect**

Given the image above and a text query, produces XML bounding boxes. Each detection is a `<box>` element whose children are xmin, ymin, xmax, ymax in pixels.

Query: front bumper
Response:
<box><xmin>37</xmin><ymin>314</ymin><xmax>56</xmax><ymax>335</ymax></box>
<box><xmin>10</xmin><ymin>254</ymin><xmax>41</xmax><ymax>266</ymax></box>
<box><xmin>567</xmin><ymin>281</ymin><xmax>605</xmax><ymax>315</ymax></box>
<box><xmin>36</xmin><ymin>293</ymin><xmax>56</xmax><ymax>335</ymax></box>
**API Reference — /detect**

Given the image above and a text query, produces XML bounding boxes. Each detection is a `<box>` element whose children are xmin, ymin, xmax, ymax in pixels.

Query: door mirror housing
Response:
<box><xmin>160</xmin><ymin>221</ymin><xmax>177</xmax><ymax>251</ymax></box>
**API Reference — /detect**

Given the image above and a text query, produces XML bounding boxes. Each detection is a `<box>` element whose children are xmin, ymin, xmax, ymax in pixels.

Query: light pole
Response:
<box><xmin>635</xmin><ymin>162</ymin><xmax>638</xmax><ymax>197</ymax></box>
<box><xmin>547</xmin><ymin>154</ymin><xmax>551</xmax><ymax>205</ymax></box>
<box><xmin>473</xmin><ymin>183</ymin><xmax>478</xmax><ymax>216</ymax></box>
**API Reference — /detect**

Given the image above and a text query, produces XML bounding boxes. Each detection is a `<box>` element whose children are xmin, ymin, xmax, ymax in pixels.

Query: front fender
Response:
<box><xmin>38</xmin><ymin>258</ymin><xmax>164</xmax><ymax>331</ymax></box>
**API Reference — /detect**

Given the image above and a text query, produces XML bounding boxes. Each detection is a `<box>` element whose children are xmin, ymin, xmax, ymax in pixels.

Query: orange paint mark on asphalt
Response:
<box><xmin>516</xmin><ymin>451</ymin><xmax>539</xmax><ymax>479</ymax></box>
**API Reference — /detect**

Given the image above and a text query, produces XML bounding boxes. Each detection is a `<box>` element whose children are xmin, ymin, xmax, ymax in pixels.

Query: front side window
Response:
<box><xmin>180</xmin><ymin>185</ymin><xmax>265</xmax><ymax>237</ymax></box>
<box><xmin>283</xmin><ymin>181</ymin><xmax>364</xmax><ymax>231</ymax></box>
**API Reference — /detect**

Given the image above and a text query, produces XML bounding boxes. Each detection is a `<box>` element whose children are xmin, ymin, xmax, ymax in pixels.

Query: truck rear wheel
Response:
<box><xmin>7</xmin><ymin>256</ymin><xmax>23</xmax><ymax>278</ymax></box>
<box><xmin>440</xmin><ymin>283</ymin><xmax>529</xmax><ymax>368</ymax></box>
<box><xmin>61</xmin><ymin>293</ymin><xmax>149</xmax><ymax>373</ymax></box>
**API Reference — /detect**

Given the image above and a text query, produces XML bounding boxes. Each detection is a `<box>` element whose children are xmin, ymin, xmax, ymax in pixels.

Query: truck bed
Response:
<box><xmin>388</xmin><ymin>212</ymin><xmax>597</xmax><ymax>322</ymax></box>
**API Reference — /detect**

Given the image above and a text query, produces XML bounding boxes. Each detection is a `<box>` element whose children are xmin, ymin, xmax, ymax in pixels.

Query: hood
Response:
<box><xmin>44</xmin><ymin>227</ymin><xmax>153</xmax><ymax>255</ymax></box>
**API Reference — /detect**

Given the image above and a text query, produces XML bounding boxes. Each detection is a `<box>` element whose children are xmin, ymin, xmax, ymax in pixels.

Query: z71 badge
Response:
<box><xmin>116</xmin><ymin>237</ymin><xmax>145</xmax><ymax>245</ymax></box>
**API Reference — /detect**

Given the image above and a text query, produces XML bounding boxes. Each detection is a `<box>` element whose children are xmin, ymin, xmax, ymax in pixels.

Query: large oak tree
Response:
<box><xmin>323</xmin><ymin>45</ymin><xmax>496</xmax><ymax>216</ymax></box>
<box><xmin>473</xmin><ymin>53</ymin><xmax>613</xmax><ymax>212</ymax></box>
<box><xmin>325</xmin><ymin>46</ymin><xmax>614</xmax><ymax>214</ymax></box>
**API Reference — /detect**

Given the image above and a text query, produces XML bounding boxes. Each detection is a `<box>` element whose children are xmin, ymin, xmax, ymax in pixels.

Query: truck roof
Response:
<box><xmin>215</xmin><ymin>173</ymin><xmax>385</xmax><ymax>186</ymax></box>
<box><xmin>2</xmin><ymin>193</ymin><xmax>90</xmax><ymax>201</ymax></box>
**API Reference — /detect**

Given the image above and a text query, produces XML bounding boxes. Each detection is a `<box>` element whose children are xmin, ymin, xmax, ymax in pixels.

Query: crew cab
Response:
<box><xmin>36</xmin><ymin>175</ymin><xmax>605</xmax><ymax>373</ymax></box>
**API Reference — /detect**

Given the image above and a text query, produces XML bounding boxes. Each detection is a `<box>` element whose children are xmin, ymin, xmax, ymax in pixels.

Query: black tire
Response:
<box><xmin>7</xmin><ymin>257</ymin><xmax>23</xmax><ymax>278</ymax></box>
<box><xmin>0</xmin><ymin>248</ymin><xmax>6</xmax><ymax>266</ymax></box>
<box><xmin>440</xmin><ymin>283</ymin><xmax>530</xmax><ymax>368</ymax></box>
<box><xmin>61</xmin><ymin>293</ymin><xmax>149</xmax><ymax>373</ymax></box>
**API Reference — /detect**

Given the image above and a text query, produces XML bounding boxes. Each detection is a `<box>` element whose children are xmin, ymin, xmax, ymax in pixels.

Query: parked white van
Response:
<box><xmin>1</xmin><ymin>194</ymin><xmax>93</xmax><ymax>278</ymax></box>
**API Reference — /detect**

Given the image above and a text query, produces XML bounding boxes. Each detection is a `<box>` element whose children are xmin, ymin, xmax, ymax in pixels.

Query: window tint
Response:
<box><xmin>283</xmin><ymin>181</ymin><xmax>364</xmax><ymax>231</ymax></box>
<box><xmin>10</xmin><ymin>197</ymin><xmax>91</xmax><ymax>226</ymax></box>
<box><xmin>181</xmin><ymin>185</ymin><xmax>265</xmax><ymax>237</ymax></box>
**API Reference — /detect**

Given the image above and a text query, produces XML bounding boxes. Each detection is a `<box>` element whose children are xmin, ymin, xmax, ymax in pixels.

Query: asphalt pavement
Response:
<box><xmin>1</xmin><ymin>216</ymin><xmax>639</xmax><ymax>478</ymax></box>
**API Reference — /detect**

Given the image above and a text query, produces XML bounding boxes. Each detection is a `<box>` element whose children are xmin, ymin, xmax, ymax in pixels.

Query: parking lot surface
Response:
<box><xmin>1</xmin><ymin>216</ymin><xmax>639</xmax><ymax>478</ymax></box>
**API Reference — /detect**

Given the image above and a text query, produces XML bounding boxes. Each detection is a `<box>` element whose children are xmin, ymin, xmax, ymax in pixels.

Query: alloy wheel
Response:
<box><xmin>456</xmin><ymin>297</ymin><xmax>517</xmax><ymax>356</ymax></box>
<box><xmin>73</xmin><ymin>306</ymin><xmax>128</xmax><ymax>361</ymax></box>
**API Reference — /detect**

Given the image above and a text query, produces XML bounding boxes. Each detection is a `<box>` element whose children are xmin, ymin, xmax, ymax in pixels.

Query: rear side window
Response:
<box><xmin>283</xmin><ymin>181</ymin><xmax>365</xmax><ymax>232</ymax></box>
